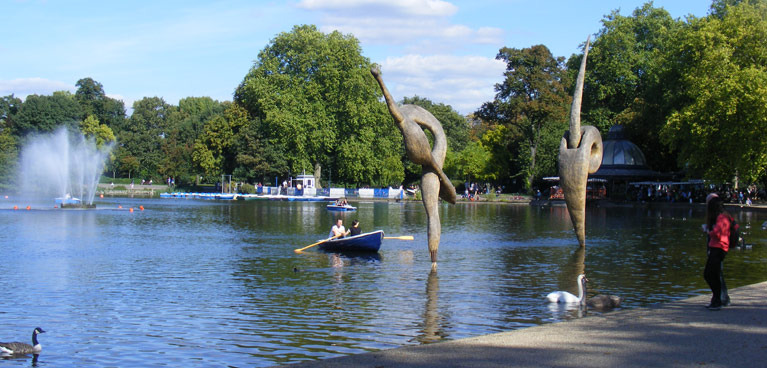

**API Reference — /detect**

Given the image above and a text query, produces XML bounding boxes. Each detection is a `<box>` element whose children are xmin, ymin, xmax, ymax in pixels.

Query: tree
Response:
<box><xmin>157</xmin><ymin>97</ymin><xmax>226</xmax><ymax>185</ymax></box>
<box><xmin>119</xmin><ymin>154</ymin><xmax>140</xmax><ymax>180</ymax></box>
<box><xmin>0</xmin><ymin>128</ymin><xmax>17</xmax><ymax>189</ymax></box>
<box><xmin>118</xmin><ymin>97</ymin><xmax>173</xmax><ymax>179</ymax></box>
<box><xmin>0</xmin><ymin>95</ymin><xmax>21</xmax><ymax>130</ymax></box>
<box><xmin>235</xmin><ymin>24</ymin><xmax>402</xmax><ymax>187</ymax></box>
<box><xmin>709</xmin><ymin>0</ymin><xmax>764</xmax><ymax>18</ymax></box>
<box><xmin>476</xmin><ymin>45</ymin><xmax>570</xmax><ymax>192</ymax></box>
<box><xmin>575</xmin><ymin>3</ymin><xmax>683</xmax><ymax>173</ymax></box>
<box><xmin>75</xmin><ymin>77</ymin><xmax>126</xmax><ymax>131</ymax></box>
<box><xmin>80</xmin><ymin>115</ymin><xmax>116</xmax><ymax>148</ymax></box>
<box><xmin>445</xmin><ymin>140</ymin><xmax>494</xmax><ymax>184</ymax></box>
<box><xmin>12</xmin><ymin>92</ymin><xmax>83</xmax><ymax>135</ymax></box>
<box><xmin>661</xmin><ymin>1</ymin><xmax>767</xmax><ymax>183</ymax></box>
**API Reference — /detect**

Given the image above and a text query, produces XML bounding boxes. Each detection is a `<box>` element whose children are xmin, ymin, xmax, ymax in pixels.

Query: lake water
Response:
<box><xmin>1</xmin><ymin>197</ymin><xmax>766</xmax><ymax>367</ymax></box>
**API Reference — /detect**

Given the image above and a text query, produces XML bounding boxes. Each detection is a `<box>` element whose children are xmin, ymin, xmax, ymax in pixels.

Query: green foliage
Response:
<box><xmin>476</xmin><ymin>44</ymin><xmax>570</xmax><ymax>192</ymax></box>
<box><xmin>119</xmin><ymin>155</ymin><xmax>140</xmax><ymax>179</ymax></box>
<box><xmin>80</xmin><ymin>115</ymin><xmax>116</xmax><ymax>148</ymax></box>
<box><xmin>0</xmin><ymin>95</ymin><xmax>21</xmax><ymax>128</ymax></box>
<box><xmin>117</xmin><ymin>97</ymin><xmax>173</xmax><ymax>179</ymax></box>
<box><xmin>661</xmin><ymin>0</ymin><xmax>767</xmax><ymax>183</ymax></box>
<box><xmin>0</xmin><ymin>128</ymin><xmax>18</xmax><ymax>188</ymax></box>
<box><xmin>192</xmin><ymin>141</ymin><xmax>218</xmax><ymax>177</ymax></box>
<box><xmin>12</xmin><ymin>92</ymin><xmax>83</xmax><ymax>135</ymax></box>
<box><xmin>75</xmin><ymin>78</ymin><xmax>126</xmax><ymax>131</ymax></box>
<box><xmin>445</xmin><ymin>140</ymin><xmax>494</xmax><ymax>182</ymax></box>
<box><xmin>576</xmin><ymin>3</ymin><xmax>683</xmax><ymax>173</ymax></box>
<box><xmin>240</xmin><ymin>183</ymin><xmax>256</xmax><ymax>194</ymax></box>
<box><xmin>235</xmin><ymin>24</ymin><xmax>402</xmax><ymax>186</ymax></box>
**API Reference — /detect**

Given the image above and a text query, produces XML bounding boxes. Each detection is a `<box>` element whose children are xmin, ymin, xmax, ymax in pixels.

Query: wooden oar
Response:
<box><xmin>294</xmin><ymin>233</ymin><xmax>342</xmax><ymax>253</ymax></box>
<box><xmin>384</xmin><ymin>235</ymin><xmax>414</xmax><ymax>240</ymax></box>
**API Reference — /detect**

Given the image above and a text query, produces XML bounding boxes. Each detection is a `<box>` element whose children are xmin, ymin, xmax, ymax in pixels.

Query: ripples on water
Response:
<box><xmin>1</xmin><ymin>198</ymin><xmax>766</xmax><ymax>367</ymax></box>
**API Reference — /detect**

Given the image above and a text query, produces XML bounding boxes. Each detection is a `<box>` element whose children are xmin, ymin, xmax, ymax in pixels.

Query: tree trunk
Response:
<box><xmin>314</xmin><ymin>163</ymin><xmax>322</xmax><ymax>189</ymax></box>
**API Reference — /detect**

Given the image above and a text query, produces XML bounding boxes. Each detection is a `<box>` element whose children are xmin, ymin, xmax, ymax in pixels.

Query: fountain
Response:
<box><xmin>18</xmin><ymin>127</ymin><xmax>113</xmax><ymax>208</ymax></box>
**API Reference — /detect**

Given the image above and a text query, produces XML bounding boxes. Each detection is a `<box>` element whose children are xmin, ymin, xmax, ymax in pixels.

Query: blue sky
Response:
<box><xmin>1</xmin><ymin>0</ymin><xmax>710</xmax><ymax>115</ymax></box>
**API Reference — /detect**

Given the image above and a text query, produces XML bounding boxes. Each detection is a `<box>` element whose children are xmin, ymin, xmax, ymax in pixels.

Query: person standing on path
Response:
<box><xmin>703</xmin><ymin>194</ymin><xmax>733</xmax><ymax>310</ymax></box>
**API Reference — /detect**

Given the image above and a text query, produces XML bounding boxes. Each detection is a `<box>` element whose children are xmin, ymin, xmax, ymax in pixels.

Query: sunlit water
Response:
<box><xmin>1</xmin><ymin>197</ymin><xmax>766</xmax><ymax>367</ymax></box>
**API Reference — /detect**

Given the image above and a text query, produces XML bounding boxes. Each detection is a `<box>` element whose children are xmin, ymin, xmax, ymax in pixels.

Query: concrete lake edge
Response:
<box><xmin>280</xmin><ymin>281</ymin><xmax>767</xmax><ymax>367</ymax></box>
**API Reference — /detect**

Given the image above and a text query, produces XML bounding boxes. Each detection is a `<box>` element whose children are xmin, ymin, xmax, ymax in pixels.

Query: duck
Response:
<box><xmin>586</xmin><ymin>294</ymin><xmax>624</xmax><ymax>310</ymax></box>
<box><xmin>546</xmin><ymin>274</ymin><xmax>587</xmax><ymax>303</ymax></box>
<box><xmin>0</xmin><ymin>327</ymin><xmax>45</xmax><ymax>356</ymax></box>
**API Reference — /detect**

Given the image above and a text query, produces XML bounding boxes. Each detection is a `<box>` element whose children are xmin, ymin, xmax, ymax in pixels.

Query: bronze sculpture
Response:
<box><xmin>558</xmin><ymin>37</ymin><xmax>603</xmax><ymax>247</ymax></box>
<box><xmin>371</xmin><ymin>67</ymin><xmax>457</xmax><ymax>266</ymax></box>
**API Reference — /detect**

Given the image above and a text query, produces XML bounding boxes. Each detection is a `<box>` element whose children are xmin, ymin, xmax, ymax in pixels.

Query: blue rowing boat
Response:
<box><xmin>326</xmin><ymin>204</ymin><xmax>357</xmax><ymax>211</ymax></box>
<box><xmin>319</xmin><ymin>230</ymin><xmax>384</xmax><ymax>253</ymax></box>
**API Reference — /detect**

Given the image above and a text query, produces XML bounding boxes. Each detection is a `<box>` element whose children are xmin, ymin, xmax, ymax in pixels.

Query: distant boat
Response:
<box><xmin>55</xmin><ymin>196</ymin><xmax>81</xmax><ymax>205</ymax></box>
<box><xmin>327</xmin><ymin>204</ymin><xmax>356</xmax><ymax>211</ymax></box>
<box><xmin>327</xmin><ymin>199</ymin><xmax>355</xmax><ymax>211</ymax></box>
<box><xmin>318</xmin><ymin>230</ymin><xmax>383</xmax><ymax>253</ymax></box>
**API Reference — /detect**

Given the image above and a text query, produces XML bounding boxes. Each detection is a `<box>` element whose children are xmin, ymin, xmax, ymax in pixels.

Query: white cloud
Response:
<box><xmin>379</xmin><ymin>54</ymin><xmax>506</xmax><ymax>114</ymax></box>
<box><xmin>300</xmin><ymin>0</ymin><xmax>502</xmax><ymax>47</ymax></box>
<box><xmin>0</xmin><ymin>78</ymin><xmax>74</xmax><ymax>99</ymax></box>
<box><xmin>297</xmin><ymin>0</ymin><xmax>458</xmax><ymax>17</ymax></box>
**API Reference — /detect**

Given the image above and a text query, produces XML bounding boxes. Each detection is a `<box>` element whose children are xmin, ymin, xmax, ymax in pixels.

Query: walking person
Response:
<box><xmin>702</xmin><ymin>193</ymin><xmax>733</xmax><ymax>310</ymax></box>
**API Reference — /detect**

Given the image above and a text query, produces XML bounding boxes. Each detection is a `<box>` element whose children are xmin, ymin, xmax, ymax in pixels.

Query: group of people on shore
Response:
<box><xmin>631</xmin><ymin>184</ymin><xmax>763</xmax><ymax>205</ymax></box>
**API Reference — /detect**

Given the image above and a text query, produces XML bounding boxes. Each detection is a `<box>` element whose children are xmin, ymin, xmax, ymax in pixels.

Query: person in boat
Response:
<box><xmin>329</xmin><ymin>218</ymin><xmax>350</xmax><ymax>239</ymax></box>
<box><xmin>349</xmin><ymin>220</ymin><xmax>361</xmax><ymax>236</ymax></box>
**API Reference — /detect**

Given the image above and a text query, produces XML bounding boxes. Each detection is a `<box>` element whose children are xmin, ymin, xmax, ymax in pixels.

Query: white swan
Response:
<box><xmin>0</xmin><ymin>327</ymin><xmax>45</xmax><ymax>356</ymax></box>
<box><xmin>546</xmin><ymin>274</ymin><xmax>587</xmax><ymax>303</ymax></box>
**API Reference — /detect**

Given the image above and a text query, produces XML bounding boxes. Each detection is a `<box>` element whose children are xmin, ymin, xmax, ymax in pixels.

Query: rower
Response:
<box><xmin>329</xmin><ymin>218</ymin><xmax>350</xmax><ymax>239</ymax></box>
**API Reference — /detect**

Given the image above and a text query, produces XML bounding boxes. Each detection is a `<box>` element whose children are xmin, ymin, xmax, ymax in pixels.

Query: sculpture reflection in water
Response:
<box><xmin>547</xmin><ymin>247</ymin><xmax>586</xmax><ymax>319</ymax></box>
<box><xmin>414</xmin><ymin>268</ymin><xmax>445</xmax><ymax>344</ymax></box>
<box><xmin>558</xmin><ymin>37</ymin><xmax>603</xmax><ymax>247</ymax></box>
<box><xmin>371</xmin><ymin>67</ymin><xmax>457</xmax><ymax>267</ymax></box>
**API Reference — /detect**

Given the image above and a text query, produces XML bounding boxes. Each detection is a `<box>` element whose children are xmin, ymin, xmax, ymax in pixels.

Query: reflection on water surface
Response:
<box><xmin>1</xmin><ymin>198</ymin><xmax>765</xmax><ymax>367</ymax></box>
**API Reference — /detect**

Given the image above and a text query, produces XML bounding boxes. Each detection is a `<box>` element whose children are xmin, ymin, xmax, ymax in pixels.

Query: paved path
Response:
<box><xmin>283</xmin><ymin>281</ymin><xmax>767</xmax><ymax>367</ymax></box>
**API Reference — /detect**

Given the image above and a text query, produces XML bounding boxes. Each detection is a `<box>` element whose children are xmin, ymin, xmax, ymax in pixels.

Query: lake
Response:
<box><xmin>1</xmin><ymin>197</ymin><xmax>766</xmax><ymax>367</ymax></box>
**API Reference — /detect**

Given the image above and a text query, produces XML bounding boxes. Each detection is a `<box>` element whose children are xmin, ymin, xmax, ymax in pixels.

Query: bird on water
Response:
<box><xmin>546</xmin><ymin>274</ymin><xmax>588</xmax><ymax>303</ymax></box>
<box><xmin>0</xmin><ymin>327</ymin><xmax>45</xmax><ymax>356</ymax></box>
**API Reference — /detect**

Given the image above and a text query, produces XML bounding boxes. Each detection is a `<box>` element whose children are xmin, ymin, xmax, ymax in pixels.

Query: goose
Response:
<box><xmin>0</xmin><ymin>327</ymin><xmax>45</xmax><ymax>356</ymax></box>
<box><xmin>586</xmin><ymin>294</ymin><xmax>624</xmax><ymax>310</ymax></box>
<box><xmin>546</xmin><ymin>274</ymin><xmax>587</xmax><ymax>303</ymax></box>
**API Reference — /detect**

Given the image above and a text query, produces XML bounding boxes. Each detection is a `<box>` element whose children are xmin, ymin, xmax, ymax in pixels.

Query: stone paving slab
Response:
<box><xmin>282</xmin><ymin>281</ymin><xmax>767</xmax><ymax>367</ymax></box>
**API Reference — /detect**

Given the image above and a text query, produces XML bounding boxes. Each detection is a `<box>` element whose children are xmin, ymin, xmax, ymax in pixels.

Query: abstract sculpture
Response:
<box><xmin>371</xmin><ymin>67</ymin><xmax>457</xmax><ymax>266</ymax></box>
<box><xmin>558</xmin><ymin>37</ymin><xmax>603</xmax><ymax>247</ymax></box>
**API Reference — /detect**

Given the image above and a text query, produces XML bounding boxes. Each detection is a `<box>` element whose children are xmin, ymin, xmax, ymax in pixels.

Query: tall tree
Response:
<box><xmin>235</xmin><ymin>24</ymin><xmax>402</xmax><ymax>187</ymax></box>
<box><xmin>12</xmin><ymin>92</ymin><xmax>83</xmax><ymax>135</ymax></box>
<box><xmin>0</xmin><ymin>95</ymin><xmax>21</xmax><ymax>130</ymax></box>
<box><xmin>75</xmin><ymin>77</ymin><xmax>126</xmax><ymax>131</ymax></box>
<box><xmin>476</xmin><ymin>45</ymin><xmax>570</xmax><ymax>192</ymax></box>
<box><xmin>117</xmin><ymin>97</ymin><xmax>173</xmax><ymax>179</ymax></box>
<box><xmin>575</xmin><ymin>3</ymin><xmax>683</xmax><ymax>173</ymax></box>
<box><xmin>80</xmin><ymin>115</ymin><xmax>116</xmax><ymax>148</ymax></box>
<box><xmin>159</xmin><ymin>97</ymin><xmax>225</xmax><ymax>185</ymax></box>
<box><xmin>661</xmin><ymin>0</ymin><xmax>767</xmax><ymax>183</ymax></box>
<box><xmin>0</xmin><ymin>97</ymin><xmax>18</xmax><ymax>187</ymax></box>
